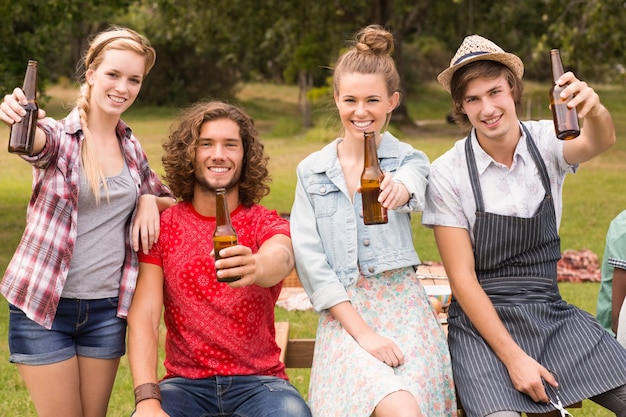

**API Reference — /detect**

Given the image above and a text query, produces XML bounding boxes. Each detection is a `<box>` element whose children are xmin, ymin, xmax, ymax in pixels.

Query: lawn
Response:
<box><xmin>0</xmin><ymin>81</ymin><xmax>624</xmax><ymax>416</ymax></box>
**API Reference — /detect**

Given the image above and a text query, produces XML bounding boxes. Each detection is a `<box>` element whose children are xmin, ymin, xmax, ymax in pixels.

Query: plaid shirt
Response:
<box><xmin>1</xmin><ymin>108</ymin><xmax>173</xmax><ymax>329</ymax></box>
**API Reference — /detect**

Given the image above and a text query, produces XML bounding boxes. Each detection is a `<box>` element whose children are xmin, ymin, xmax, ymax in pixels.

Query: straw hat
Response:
<box><xmin>437</xmin><ymin>34</ymin><xmax>524</xmax><ymax>93</ymax></box>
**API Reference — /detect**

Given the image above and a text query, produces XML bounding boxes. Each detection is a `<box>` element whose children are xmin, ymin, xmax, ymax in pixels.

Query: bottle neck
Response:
<box><xmin>215</xmin><ymin>192</ymin><xmax>231</xmax><ymax>226</ymax></box>
<box><xmin>550</xmin><ymin>50</ymin><xmax>564</xmax><ymax>82</ymax></box>
<box><xmin>363</xmin><ymin>132</ymin><xmax>380</xmax><ymax>169</ymax></box>
<box><xmin>22</xmin><ymin>62</ymin><xmax>38</xmax><ymax>101</ymax></box>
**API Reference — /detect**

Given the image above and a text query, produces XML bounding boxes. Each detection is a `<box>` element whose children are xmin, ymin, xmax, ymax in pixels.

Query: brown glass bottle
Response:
<box><xmin>549</xmin><ymin>49</ymin><xmax>580</xmax><ymax>141</ymax></box>
<box><xmin>213</xmin><ymin>188</ymin><xmax>241</xmax><ymax>282</ymax></box>
<box><xmin>360</xmin><ymin>131</ymin><xmax>387</xmax><ymax>225</ymax></box>
<box><xmin>9</xmin><ymin>60</ymin><xmax>39</xmax><ymax>155</ymax></box>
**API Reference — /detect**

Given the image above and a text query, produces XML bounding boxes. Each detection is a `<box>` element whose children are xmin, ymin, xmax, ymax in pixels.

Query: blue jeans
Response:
<box><xmin>155</xmin><ymin>375</ymin><xmax>311</xmax><ymax>417</ymax></box>
<box><xmin>8</xmin><ymin>297</ymin><xmax>126</xmax><ymax>365</ymax></box>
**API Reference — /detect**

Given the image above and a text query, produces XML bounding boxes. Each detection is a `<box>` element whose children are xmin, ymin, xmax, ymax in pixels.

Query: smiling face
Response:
<box><xmin>334</xmin><ymin>72</ymin><xmax>399</xmax><ymax>141</ymax></box>
<box><xmin>86</xmin><ymin>49</ymin><xmax>146</xmax><ymax>117</ymax></box>
<box><xmin>461</xmin><ymin>73</ymin><xmax>520</xmax><ymax>145</ymax></box>
<box><xmin>193</xmin><ymin>118</ymin><xmax>244</xmax><ymax>194</ymax></box>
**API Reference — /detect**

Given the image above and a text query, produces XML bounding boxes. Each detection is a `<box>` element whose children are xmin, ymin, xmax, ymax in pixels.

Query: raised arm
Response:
<box><xmin>127</xmin><ymin>262</ymin><xmax>168</xmax><ymax>417</ymax></box>
<box><xmin>433</xmin><ymin>225</ymin><xmax>556</xmax><ymax>402</ymax></box>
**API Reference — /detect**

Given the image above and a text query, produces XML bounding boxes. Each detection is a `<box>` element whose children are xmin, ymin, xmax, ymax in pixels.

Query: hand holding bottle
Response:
<box><xmin>378</xmin><ymin>172</ymin><xmax>410</xmax><ymax>210</ymax></box>
<box><xmin>212</xmin><ymin>243</ymin><xmax>256</xmax><ymax>286</ymax></box>
<box><xmin>0</xmin><ymin>87</ymin><xmax>46</xmax><ymax>127</ymax></box>
<box><xmin>554</xmin><ymin>71</ymin><xmax>603</xmax><ymax>120</ymax></box>
<box><xmin>549</xmin><ymin>49</ymin><xmax>579</xmax><ymax>140</ymax></box>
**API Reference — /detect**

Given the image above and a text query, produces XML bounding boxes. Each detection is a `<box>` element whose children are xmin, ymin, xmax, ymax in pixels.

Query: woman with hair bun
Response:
<box><xmin>290</xmin><ymin>25</ymin><xmax>456</xmax><ymax>417</ymax></box>
<box><xmin>0</xmin><ymin>26</ymin><xmax>174</xmax><ymax>417</ymax></box>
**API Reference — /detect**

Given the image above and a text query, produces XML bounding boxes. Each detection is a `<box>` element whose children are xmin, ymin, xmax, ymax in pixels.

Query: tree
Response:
<box><xmin>3</xmin><ymin>0</ymin><xmax>624</xmax><ymax>112</ymax></box>
<box><xmin>0</xmin><ymin>1</ymin><xmax>134</xmax><ymax>96</ymax></box>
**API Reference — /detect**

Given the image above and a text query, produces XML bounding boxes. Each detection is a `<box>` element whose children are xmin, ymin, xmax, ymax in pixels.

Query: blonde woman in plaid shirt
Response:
<box><xmin>0</xmin><ymin>27</ymin><xmax>173</xmax><ymax>417</ymax></box>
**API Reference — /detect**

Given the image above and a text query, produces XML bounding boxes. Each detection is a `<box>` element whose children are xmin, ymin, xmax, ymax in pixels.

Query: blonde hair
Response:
<box><xmin>333</xmin><ymin>25</ymin><xmax>400</xmax><ymax>130</ymax></box>
<box><xmin>76</xmin><ymin>27</ymin><xmax>156</xmax><ymax>202</ymax></box>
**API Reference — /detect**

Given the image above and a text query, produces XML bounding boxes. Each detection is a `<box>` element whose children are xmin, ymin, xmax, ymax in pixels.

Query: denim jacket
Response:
<box><xmin>290</xmin><ymin>131</ymin><xmax>429</xmax><ymax>312</ymax></box>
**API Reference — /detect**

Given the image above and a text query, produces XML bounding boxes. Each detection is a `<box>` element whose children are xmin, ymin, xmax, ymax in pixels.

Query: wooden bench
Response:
<box><xmin>274</xmin><ymin>322</ymin><xmax>581</xmax><ymax>416</ymax></box>
<box><xmin>275</xmin><ymin>321</ymin><xmax>315</xmax><ymax>368</ymax></box>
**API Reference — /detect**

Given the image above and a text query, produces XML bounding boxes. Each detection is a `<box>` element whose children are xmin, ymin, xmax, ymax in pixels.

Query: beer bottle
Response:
<box><xmin>360</xmin><ymin>131</ymin><xmax>387</xmax><ymax>225</ymax></box>
<box><xmin>9</xmin><ymin>60</ymin><xmax>39</xmax><ymax>155</ymax></box>
<box><xmin>213</xmin><ymin>188</ymin><xmax>241</xmax><ymax>282</ymax></box>
<box><xmin>549</xmin><ymin>49</ymin><xmax>580</xmax><ymax>141</ymax></box>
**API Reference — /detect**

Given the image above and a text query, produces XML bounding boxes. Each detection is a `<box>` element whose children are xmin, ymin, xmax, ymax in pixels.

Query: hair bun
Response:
<box><xmin>355</xmin><ymin>25</ymin><xmax>394</xmax><ymax>56</ymax></box>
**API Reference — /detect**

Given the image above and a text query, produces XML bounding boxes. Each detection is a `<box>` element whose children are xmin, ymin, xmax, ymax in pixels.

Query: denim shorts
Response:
<box><xmin>153</xmin><ymin>375</ymin><xmax>312</xmax><ymax>417</ymax></box>
<box><xmin>8</xmin><ymin>297</ymin><xmax>127</xmax><ymax>365</ymax></box>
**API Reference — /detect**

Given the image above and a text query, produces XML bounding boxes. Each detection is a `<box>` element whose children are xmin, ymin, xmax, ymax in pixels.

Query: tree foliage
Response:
<box><xmin>1</xmin><ymin>0</ymin><xmax>624</xmax><ymax>116</ymax></box>
<box><xmin>0</xmin><ymin>0</ymin><xmax>133</xmax><ymax>95</ymax></box>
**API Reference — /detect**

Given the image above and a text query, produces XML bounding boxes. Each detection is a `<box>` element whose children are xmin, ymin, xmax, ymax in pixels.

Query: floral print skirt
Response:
<box><xmin>307</xmin><ymin>266</ymin><xmax>457</xmax><ymax>416</ymax></box>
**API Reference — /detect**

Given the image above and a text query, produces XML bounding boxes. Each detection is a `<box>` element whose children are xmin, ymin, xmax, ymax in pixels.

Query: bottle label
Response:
<box><xmin>213</xmin><ymin>235</ymin><xmax>241</xmax><ymax>282</ymax></box>
<box><xmin>362</xmin><ymin>183</ymin><xmax>388</xmax><ymax>225</ymax></box>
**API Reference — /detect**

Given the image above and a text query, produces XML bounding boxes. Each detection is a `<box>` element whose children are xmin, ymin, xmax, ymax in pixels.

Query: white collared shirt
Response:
<box><xmin>423</xmin><ymin>120</ymin><xmax>575</xmax><ymax>243</ymax></box>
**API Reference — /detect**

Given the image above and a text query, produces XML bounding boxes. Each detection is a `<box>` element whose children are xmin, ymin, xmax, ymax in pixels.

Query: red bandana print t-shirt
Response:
<box><xmin>139</xmin><ymin>201</ymin><xmax>290</xmax><ymax>380</ymax></box>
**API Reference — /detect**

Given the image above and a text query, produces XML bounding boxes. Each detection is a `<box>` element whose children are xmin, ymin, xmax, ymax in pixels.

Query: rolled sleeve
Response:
<box><xmin>310</xmin><ymin>281</ymin><xmax>350</xmax><ymax>312</ymax></box>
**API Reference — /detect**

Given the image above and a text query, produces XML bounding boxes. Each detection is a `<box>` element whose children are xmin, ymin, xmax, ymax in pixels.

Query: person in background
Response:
<box><xmin>423</xmin><ymin>34</ymin><xmax>626</xmax><ymax>416</ymax></box>
<box><xmin>596</xmin><ymin>210</ymin><xmax>626</xmax><ymax>343</ymax></box>
<box><xmin>127</xmin><ymin>100</ymin><xmax>311</xmax><ymax>417</ymax></box>
<box><xmin>0</xmin><ymin>27</ymin><xmax>174</xmax><ymax>417</ymax></box>
<box><xmin>290</xmin><ymin>25</ymin><xmax>456</xmax><ymax>417</ymax></box>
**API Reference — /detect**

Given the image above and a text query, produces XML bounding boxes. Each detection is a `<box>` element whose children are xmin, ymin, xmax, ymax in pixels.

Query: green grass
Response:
<box><xmin>1</xmin><ymin>81</ymin><xmax>624</xmax><ymax>416</ymax></box>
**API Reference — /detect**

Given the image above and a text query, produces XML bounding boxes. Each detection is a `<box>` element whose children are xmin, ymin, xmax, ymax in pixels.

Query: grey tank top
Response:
<box><xmin>62</xmin><ymin>162</ymin><xmax>136</xmax><ymax>299</ymax></box>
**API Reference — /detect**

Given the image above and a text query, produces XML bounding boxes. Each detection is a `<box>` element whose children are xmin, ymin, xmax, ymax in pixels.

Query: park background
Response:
<box><xmin>1</xmin><ymin>1</ymin><xmax>626</xmax><ymax>416</ymax></box>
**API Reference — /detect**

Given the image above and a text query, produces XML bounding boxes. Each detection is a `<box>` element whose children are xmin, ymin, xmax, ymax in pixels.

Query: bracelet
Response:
<box><xmin>134</xmin><ymin>382</ymin><xmax>162</xmax><ymax>405</ymax></box>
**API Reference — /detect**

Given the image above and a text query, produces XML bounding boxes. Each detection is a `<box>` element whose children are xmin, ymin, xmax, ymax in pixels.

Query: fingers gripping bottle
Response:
<box><xmin>9</xmin><ymin>60</ymin><xmax>39</xmax><ymax>155</ymax></box>
<box><xmin>549</xmin><ymin>49</ymin><xmax>580</xmax><ymax>141</ymax></box>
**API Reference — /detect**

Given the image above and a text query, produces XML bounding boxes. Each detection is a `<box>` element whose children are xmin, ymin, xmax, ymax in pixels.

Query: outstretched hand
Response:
<box><xmin>556</xmin><ymin>71</ymin><xmax>601</xmax><ymax>120</ymax></box>
<box><xmin>378</xmin><ymin>172</ymin><xmax>409</xmax><ymax>209</ymax></box>
<box><xmin>0</xmin><ymin>87</ymin><xmax>46</xmax><ymax>127</ymax></box>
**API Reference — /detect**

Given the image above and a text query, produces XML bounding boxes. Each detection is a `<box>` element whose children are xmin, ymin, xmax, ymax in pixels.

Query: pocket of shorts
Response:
<box><xmin>263</xmin><ymin>380</ymin><xmax>297</xmax><ymax>393</ymax></box>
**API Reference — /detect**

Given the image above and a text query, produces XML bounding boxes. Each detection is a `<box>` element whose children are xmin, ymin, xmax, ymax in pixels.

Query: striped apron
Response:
<box><xmin>448</xmin><ymin>124</ymin><xmax>626</xmax><ymax>416</ymax></box>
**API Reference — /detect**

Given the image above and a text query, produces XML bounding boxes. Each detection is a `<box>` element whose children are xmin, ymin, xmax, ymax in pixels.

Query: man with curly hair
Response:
<box><xmin>126</xmin><ymin>100</ymin><xmax>311</xmax><ymax>417</ymax></box>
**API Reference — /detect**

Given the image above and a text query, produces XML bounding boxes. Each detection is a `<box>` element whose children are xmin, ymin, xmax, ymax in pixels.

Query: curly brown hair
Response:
<box><xmin>162</xmin><ymin>100</ymin><xmax>270</xmax><ymax>206</ymax></box>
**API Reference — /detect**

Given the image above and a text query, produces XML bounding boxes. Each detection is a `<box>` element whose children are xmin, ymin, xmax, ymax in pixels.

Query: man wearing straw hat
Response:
<box><xmin>422</xmin><ymin>34</ymin><xmax>626</xmax><ymax>416</ymax></box>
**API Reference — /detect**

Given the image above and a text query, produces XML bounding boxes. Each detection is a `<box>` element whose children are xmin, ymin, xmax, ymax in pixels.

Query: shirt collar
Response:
<box><xmin>470</xmin><ymin>122</ymin><xmax>529</xmax><ymax>174</ymax></box>
<box><xmin>311</xmin><ymin>131</ymin><xmax>399</xmax><ymax>175</ymax></box>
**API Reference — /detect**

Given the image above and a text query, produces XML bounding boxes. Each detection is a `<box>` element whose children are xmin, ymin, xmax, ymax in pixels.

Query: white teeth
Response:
<box><xmin>485</xmin><ymin>116</ymin><xmax>499</xmax><ymax>125</ymax></box>
<box><xmin>110</xmin><ymin>96</ymin><xmax>126</xmax><ymax>103</ymax></box>
<box><xmin>211</xmin><ymin>167</ymin><xmax>229</xmax><ymax>173</ymax></box>
<box><xmin>354</xmin><ymin>121</ymin><xmax>371</xmax><ymax>128</ymax></box>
